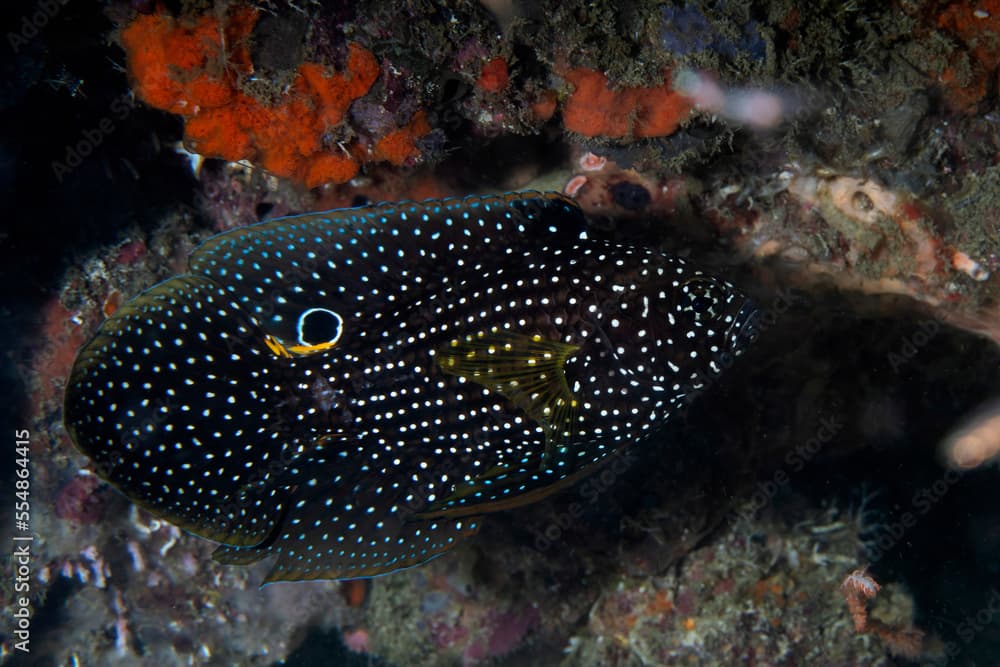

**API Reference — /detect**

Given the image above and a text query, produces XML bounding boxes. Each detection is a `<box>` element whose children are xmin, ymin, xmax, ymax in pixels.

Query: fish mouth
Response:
<box><xmin>727</xmin><ymin>299</ymin><xmax>760</xmax><ymax>357</ymax></box>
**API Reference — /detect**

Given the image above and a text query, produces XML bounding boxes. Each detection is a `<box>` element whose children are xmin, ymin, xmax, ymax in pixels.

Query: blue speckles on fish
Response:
<box><xmin>64</xmin><ymin>192</ymin><xmax>758</xmax><ymax>582</ymax></box>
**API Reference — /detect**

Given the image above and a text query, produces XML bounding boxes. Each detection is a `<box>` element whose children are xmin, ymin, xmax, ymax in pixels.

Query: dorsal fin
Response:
<box><xmin>187</xmin><ymin>192</ymin><xmax>586</xmax><ymax>350</ymax></box>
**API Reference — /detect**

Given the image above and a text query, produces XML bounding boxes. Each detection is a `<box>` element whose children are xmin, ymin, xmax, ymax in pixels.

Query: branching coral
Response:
<box><xmin>841</xmin><ymin>568</ymin><xmax>925</xmax><ymax>659</ymax></box>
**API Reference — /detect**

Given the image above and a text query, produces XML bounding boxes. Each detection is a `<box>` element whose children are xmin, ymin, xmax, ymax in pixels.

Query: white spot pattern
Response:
<box><xmin>64</xmin><ymin>192</ymin><xmax>758</xmax><ymax>582</ymax></box>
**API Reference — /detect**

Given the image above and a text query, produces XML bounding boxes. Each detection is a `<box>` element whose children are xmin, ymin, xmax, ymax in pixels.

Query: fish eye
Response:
<box><xmin>297</xmin><ymin>307</ymin><xmax>344</xmax><ymax>347</ymax></box>
<box><xmin>690</xmin><ymin>294</ymin><xmax>713</xmax><ymax>314</ymax></box>
<box><xmin>680</xmin><ymin>278</ymin><xmax>725</xmax><ymax>320</ymax></box>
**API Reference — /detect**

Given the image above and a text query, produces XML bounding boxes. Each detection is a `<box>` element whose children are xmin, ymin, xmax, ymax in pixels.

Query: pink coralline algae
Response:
<box><xmin>54</xmin><ymin>474</ymin><xmax>106</xmax><ymax>524</ymax></box>
<box><xmin>462</xmin><ymin>606</ymin><xmax>540</xmax><ymax>664</ymax></box>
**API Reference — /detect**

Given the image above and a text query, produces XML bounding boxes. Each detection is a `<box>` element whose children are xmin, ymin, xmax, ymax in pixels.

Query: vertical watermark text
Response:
<box><xmin>11</xmin><ymin>429</ymin><xmax>33</xmax><ymax>653</ymax></box>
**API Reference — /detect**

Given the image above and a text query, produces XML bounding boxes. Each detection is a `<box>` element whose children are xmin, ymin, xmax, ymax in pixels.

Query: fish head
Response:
<box><xmin>595</xmin><ymin>261</ymin><xmax>758</xmax><ymax>394</ymax></box>
<box><xmin>656</xmin><ymin>269</ymin><xmax>758</xmax><ymax>379</ymax></box>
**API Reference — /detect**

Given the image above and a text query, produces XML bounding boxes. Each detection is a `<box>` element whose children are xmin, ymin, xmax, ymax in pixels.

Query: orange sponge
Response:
<box><xmin>372</xmin><ymin>110</ymin><xmax>432</xmax><ymax>166</ymax></box>
<box><xmin>120</xmin><ymin>7</ymin><xmax>256</xmax><ymax>114</ymax></box>
<box><xmin>936</xmin><ymin>0</ymin><xmax>1000</xmax><ymax>111</ymax></box>
<box><xmin>562</xmin><ymin>67</ymin><xmax>691</xmax><ymax>139</ymax></box>
<box><xmin>121</xmin><ymin>7</ymin><xmax>424</xmax><ymax>187</ymax></box>
<box><xmin>476</xmin><ymin>57</ymin><xmax>510</xmax><ymax>93</ymax></box>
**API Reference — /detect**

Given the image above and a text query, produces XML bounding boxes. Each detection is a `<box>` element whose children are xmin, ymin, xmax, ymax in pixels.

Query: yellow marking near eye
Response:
<box><xmin>264</xmin><ymin>335</ymin><xmax>293</xmax><ymax>358</ymax></box>
<box><xmin>287</xmin><ymin>340</ymin><xmax>340</xmax><ymax>355</ymax></box>
<box><xmin>264</xmin><ymin>335</ymin><xmax>339</xmax><ymax>358</ymax></box>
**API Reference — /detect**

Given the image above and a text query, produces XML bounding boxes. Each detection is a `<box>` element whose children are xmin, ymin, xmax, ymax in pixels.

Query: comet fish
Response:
<box><xmin>64</xmin><ymin>192</ymin><xmax>758</xmax><ymax>582</ymax></box>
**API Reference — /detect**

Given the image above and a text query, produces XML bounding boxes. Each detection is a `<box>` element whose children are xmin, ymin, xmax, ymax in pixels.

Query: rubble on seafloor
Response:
<box><xmin>366</xmin><ymin>500</ymin><xmax>933</xmax><ymax>667</ymax></box>
<box><xmin>6</xmin><ymin>0</ymin><xmax>1000</xmax><ymax>665</ymax></box>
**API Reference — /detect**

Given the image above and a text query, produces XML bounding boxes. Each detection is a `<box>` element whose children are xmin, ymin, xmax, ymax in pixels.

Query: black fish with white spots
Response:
<box><xmin>64</xmin><ymin>192</ymin><xmax>758</xmax><ymax>582</ymax></box>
